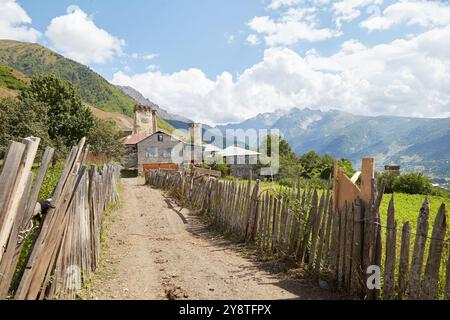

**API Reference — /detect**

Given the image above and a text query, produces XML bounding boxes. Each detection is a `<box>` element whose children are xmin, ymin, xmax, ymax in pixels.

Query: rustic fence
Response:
<box><xmin>0</xmin><ymin>137</ymin><xmax>120</xmax><ymax>300</ymax></box>
<box><xmin>146</xmin><ymin>170</ymin><xmax>450</xmax><ymax>300</ymax></box>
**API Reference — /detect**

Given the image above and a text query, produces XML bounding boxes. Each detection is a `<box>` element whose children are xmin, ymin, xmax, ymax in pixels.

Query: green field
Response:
<box><xmin>379</xmin><ymin>193</ymin><xmax>449</xmax><ymax>234</ymax></box>
<box><xmin>223</xmin><ymin>177</ymin><xmax>449</xmax><ymax>297</ymax></box>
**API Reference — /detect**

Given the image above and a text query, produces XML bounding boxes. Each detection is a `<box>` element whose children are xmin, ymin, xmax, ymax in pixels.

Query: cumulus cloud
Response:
<box><xmin>248</xmin><ymin>7</ymin><xmax>340</xmax><ymax>46</ymax></box>
<box><xmin>246</xmin><ymin>34</ymin><xmax>260</xmax><ymax>45</ymax></box>
<box><xmin>333</xmin><ymin>0</ymin><xmax>383</xmax><ymax>28</ymax></box>
<box><xmin>45</xmin><ymin>6</ymin><xmax>125</xmax><ymax>64</ymax></box>
<box><xmin>130</xmin><ymin>52</ymin><xmax>158</xmax><ymax>60</ymax></box>
<box><xmin>112</xmin><ymin>25</ymin><xmax>450</xmax><ymax>125</ymax></box>
<box><xmin>267</xmin><ymin>0</ymin><xmax>305</xmax><ymax>10</ymax></box>
<box><xmin>361</xmin><ymin>0</ymin><xmax>450</xmax><ymax>31</ymax></box>
<box><xmin>0</xmin><ymin>0</ymin><xmax>41</xmax><ymax>42</ymax></box>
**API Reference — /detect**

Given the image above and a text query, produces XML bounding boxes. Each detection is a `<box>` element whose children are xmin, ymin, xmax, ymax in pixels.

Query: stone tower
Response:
<box><xmin>134</xmin><ymin>105</ymin><xmax>157</xmax><ymax>135</ymax></box>
<box><xmin>188</xmin><ymin>123</ymin><xmax>202</xmax><ymax>145</ymax></box>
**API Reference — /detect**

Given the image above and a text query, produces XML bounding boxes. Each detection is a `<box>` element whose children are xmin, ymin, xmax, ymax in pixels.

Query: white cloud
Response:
<box><xmin>361</xmin><ymin>0</ymin><xmax>450</xmax><ymax>31</ymax></box>
<box><xmin>248</xmin><ymin>7</ymin><xmax>340</xmax><ymax>46</ymax></box>
<box><xmin>130</xmin><ymin>52</ymin><xmax>159</xmax><ymax>60</ymax></box>
<box><xmin>143</xmin><ymin>53</ymin><xmax>158</xmax><ymax>60</ymax></box>
<box><xmin>268</xmin><ymin>0</ymin><xmax>305</xmax><ymax>10</ymax></box>
<box><xmin>0</xmin><ymin>0</ymin><xmax>41</xmax><ymax>42</ymax></box>
<box><xmin>147</xmin><ymin>65</ymin><xmax>159</xmax><ymax>71</ymax></box>
<box><xmin>333</xmin><ymin>0</ymin><xmax>383</xmax><ymax>28</ymax></box>
<box><xmin>112</xmin><ymin>25</ymin><xmax>450</xmax><ymax>125</ymax></box>
<box><xmin>246</xmin><ymin>34</ymin><xmax>260</xmax><ymax>45</ymax></box>
<box><xmin>45</xmin><ymin>7</ymin><xmax>125</xmax><ymax>64</ymax></box>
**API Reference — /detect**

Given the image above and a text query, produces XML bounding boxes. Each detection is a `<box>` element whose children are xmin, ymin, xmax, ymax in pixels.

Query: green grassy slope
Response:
<box><xmin>0</xmin><ymin>40</ymin><xmax>175</xmax><ymax>132</ymax></box>
<box><xmin>0</xmin><ymin>64</ymin><xmax>29</xmax><ymax>91</ymax></box>
<box><xmin>0</xmin><ymin>40</ymin><xmax>135</xmax><ymax>116</ymax></box>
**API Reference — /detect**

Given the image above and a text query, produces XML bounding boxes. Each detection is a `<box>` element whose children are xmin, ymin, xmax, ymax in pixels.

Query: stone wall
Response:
<box><xmin>134</xmin><ymin>105</ymin><xmax>157</xmax><ymax>135</ymax></box>
<box><xmin>123</xmin><ymin>145</ymin><xmax>138</xmax><ymax>169</ymax></box>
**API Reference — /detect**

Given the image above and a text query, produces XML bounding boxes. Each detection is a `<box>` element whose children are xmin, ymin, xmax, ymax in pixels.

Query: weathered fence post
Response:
<box><xmin>409</xmin><ymin>198</ymin><xmax>430</xmax><ymax>300</ymax></box>
<box><xmin>421</xmin><ymin>204</ymin><xmax>447</xmax><ymax>299</ymax></box>
<box><xmin>383</xmin><ymin>196</ymin><xmax>397</xmax><ymax>299</ymax></box>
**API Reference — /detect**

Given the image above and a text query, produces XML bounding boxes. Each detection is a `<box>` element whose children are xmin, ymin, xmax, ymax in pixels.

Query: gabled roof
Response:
<box><xmin>136</xmin><ymin>130</ymin><xmax>187</xmax><ymax>145</ymax></box>
<box><xmin>204</xmin><ymin>144</ymin><xmax>222</xmax><ymax>152</ymax></box>
<box><xmin>221</xmin><ymin>146</ymin><xmax>261</xmax><ymax>157</ymax></box>
<box><xmin>122</xmin><ymin>133</ymin><xmax>148</xmax><ymax>145</ymax></box>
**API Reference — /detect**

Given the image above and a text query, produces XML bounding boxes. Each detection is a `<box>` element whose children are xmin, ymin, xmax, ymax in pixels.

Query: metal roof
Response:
<box><xmin>122</xmin><ymin>133</ymin><xmax>148</xmax><ymax>145</ymax></box>
<box><xmin>220</xmin><ymin>146</ymin><xmax>261</xmax><ymax>157</ymax></box>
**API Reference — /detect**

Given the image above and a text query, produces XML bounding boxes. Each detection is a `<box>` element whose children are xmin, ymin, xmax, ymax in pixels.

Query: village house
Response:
<box><xmin>123</xmin><ymin>105</ymin><xmax>262</xmax><ymax>177</ymax></box>
<box><xmin>221</xmin><ymin>146</ymin><xmax>261</xmax><ymax>178</ymax></box>
<box><xmin>122</xmin><ymin>105</ymin><xmax>203</xmax><ymax>174</ymax></box>
<box><xmin>384</xmin><ymin>164</ymin><xmax>401</xmax><ymax>175</ymax></box>
<box><xmin>136</xmin><ymin>130</ymin><xmax>203</xmax><ymax>174</ymax></box>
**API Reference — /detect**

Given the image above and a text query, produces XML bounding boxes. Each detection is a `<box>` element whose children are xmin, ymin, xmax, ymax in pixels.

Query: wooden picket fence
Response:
<box><xmin>0</xmin><ymin>137</ymin><xmax>120</xmax><ymax>300</ymax></box>
<box><xmin>146</xmin><ymin>170</ymin><xmax>450</xmax><ymax>300</ymax></box>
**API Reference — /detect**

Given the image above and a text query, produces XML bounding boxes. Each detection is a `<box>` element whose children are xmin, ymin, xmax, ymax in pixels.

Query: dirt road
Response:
<box><xmin>90</xmin><ymin>178</ymin><xmax>341</xmax><ymax>300</ymax></box>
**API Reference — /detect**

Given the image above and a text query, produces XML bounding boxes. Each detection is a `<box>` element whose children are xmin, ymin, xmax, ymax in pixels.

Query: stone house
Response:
<box><xmin>122</xmin><ymin>133</ymin><xmax>147</xmax><ymax>169</ymax></box>
<box><xmin>123</xmin><ymin>104</ymin><xmax>205</xmax><ymax>174</ymax></box>
<box><xmin>136</xmin><ymin>130</ymin><xmax>203</xmax><ymax>175</ymax></box>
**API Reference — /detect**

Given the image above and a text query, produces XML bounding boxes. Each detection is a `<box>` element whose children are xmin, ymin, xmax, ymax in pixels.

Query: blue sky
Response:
<box><xmin>2</xmin><ymin>0</ymin><xmax>450</xmax><ymax>124</ymax></box>
<box><xmin>19</xmin><ymin>0</ymin><xmax>269</xmax><ymax>79</ymax></box>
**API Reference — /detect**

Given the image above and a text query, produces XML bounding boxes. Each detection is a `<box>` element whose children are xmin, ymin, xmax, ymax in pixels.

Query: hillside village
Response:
<box><xmin>122</xmin><ymin>104</ymin><xmax>261</xmax><ymax>178</ymax></box>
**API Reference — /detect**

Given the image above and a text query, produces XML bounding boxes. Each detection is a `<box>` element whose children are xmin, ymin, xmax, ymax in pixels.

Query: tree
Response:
<box><xmin>87</xmin><ymin>119</ymin><xmax>124</xmax><ymax>161</ymax></box>
<box><xmin>299</xmin><ymin>150</ymin><xmax>322</xmax><ymax>178</ymax></box>
<box><xmin>393</xmin><ymin>173</ymin><xmax>432</xmax><ymax>195</ymax></box>
<box><xmin>20</xmin><ymin>74</ymin><xmax>95</xmax><ymax>147</ymax></box>
<box><xmin>259</xmin><ymin>135</ymin><xmax>303</xmax><ymax>181</ymax></box>
<box><xmin>320</xmin><ymin>154</ymin><xmax>335</xmax><ymax>179</ymax></box>
<box><xmin>338</xmin><ymin>158</ymin><xmax>356</xmax><ymax>178</ymax></box>
<box><xmin>376</xmin><ymin>171</ymin><xmax>398</xmax><ymax>193</ymax></box>
<box><xmin>0</xmin><ymin>97</ymin><xmax>52</xmax><ymax>158</ymax></box>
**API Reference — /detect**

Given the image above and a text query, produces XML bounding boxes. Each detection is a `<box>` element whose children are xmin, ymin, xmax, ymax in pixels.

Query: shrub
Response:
<box><xmin>376</xmin><ymin>171</ymin><xmax>398</xmax><ymax>194</ymax></box>
<box><xmin>203</xmin><ymin>162</ymin><xmax>229</xmax><ymax>177</ymax></box>
<box><xmin>87</xmin><ymin>118</ymin><xmax>124</xmax><ymax>161</ymax></box>
<box><xmin>392</xmin><ymin>173</ymin><xmax>433</xmax><ymax>195</ymax></box>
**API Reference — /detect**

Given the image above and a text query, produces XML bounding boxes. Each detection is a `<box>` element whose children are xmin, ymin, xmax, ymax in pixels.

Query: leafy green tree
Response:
<box><xmin>299</xmin><ymin>150</ymin><xmax>322</xmax><ymax>178</ymax></box>
<box><xmin>20</xmin><ymin>74</ymin><xmax>95</xmax><ymax>147</ymax></box>
<box><xmin>338</xmin><ymin>158</ymin><xmax>356</xmax><ymax>178</ymax></box>
<box><xmin>320</xmin><ymin>154</ymin><xmax>335</xmax><ymax>179</ymax></box>
<box><xmin>259</xmin><ymin>135</ymin><xmax>303</xmax><ymax>181</ymax></box>
<box><xmin>376</xmin><ymin>171</ymin><xmax>398</xmax><ymax>193</ymax></box>
<box><xmin>0</xmin><ymin>97</ymin><xmax>51</xmax><ymax>158</ymax></box>
<box><xmin>87</xmin><ymin>119</ymin><xmax>124</xmax><ymax>161</ymax></box>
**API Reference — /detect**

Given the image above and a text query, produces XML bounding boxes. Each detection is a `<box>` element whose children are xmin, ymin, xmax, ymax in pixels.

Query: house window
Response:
<box><xmin>157</xmin><ymin>134</ymin><xmax>164</xmax><ymax>142</ymax></box>
<box><xmin>145</xmin><ymin>147</ymin><xmax>158</xmax><ymax>158</ymax></box>
<box><xmin>162</xmin><ymin>148</ymin><xmax>172</xmax><ymax>158</ymax></box>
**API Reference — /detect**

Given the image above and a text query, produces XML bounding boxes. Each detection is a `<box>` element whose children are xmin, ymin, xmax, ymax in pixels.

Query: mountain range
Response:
<box><xmin>219</xmin><ymin>108</ymin><xmax>450</xmax><ymax>179</ymax></box>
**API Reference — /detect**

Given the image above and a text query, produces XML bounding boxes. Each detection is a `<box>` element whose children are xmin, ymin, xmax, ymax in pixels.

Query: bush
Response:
<box><xmin>203</xmin><ymin>162</ymin><xmax>229</xmax><ymax>177</ymax></box>
<box><xmin>87</xmin><ymin>119</ymin><xmax>124</xmax><ymax>161</ymax></box>
<box><xmin>393</xmin><ymin>173</ymin><xmax>433</xmax><ymax>195</ymax></box>
<box><xmin>376</xmin><ymin>171</ymin><xmax>398</xmax><ymax>194</ymax></box>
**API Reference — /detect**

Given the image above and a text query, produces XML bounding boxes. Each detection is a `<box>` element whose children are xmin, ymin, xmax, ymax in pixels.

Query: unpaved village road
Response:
<box><xmin>90</xmin><ymin>178</ymin><xmax>342</xmax><ymax>300</ymax></box>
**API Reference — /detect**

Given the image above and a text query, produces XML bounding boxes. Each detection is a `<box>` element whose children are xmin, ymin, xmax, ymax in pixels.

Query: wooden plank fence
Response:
<box><xmin>146</xmin><ymin>170</ymin><xmax>450</xmax><ymax>300</ymax></box>
<box><xmin>0</xmin><ymin>137</ymin><xmax>120</xmax><ymax>300</ymax></box>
